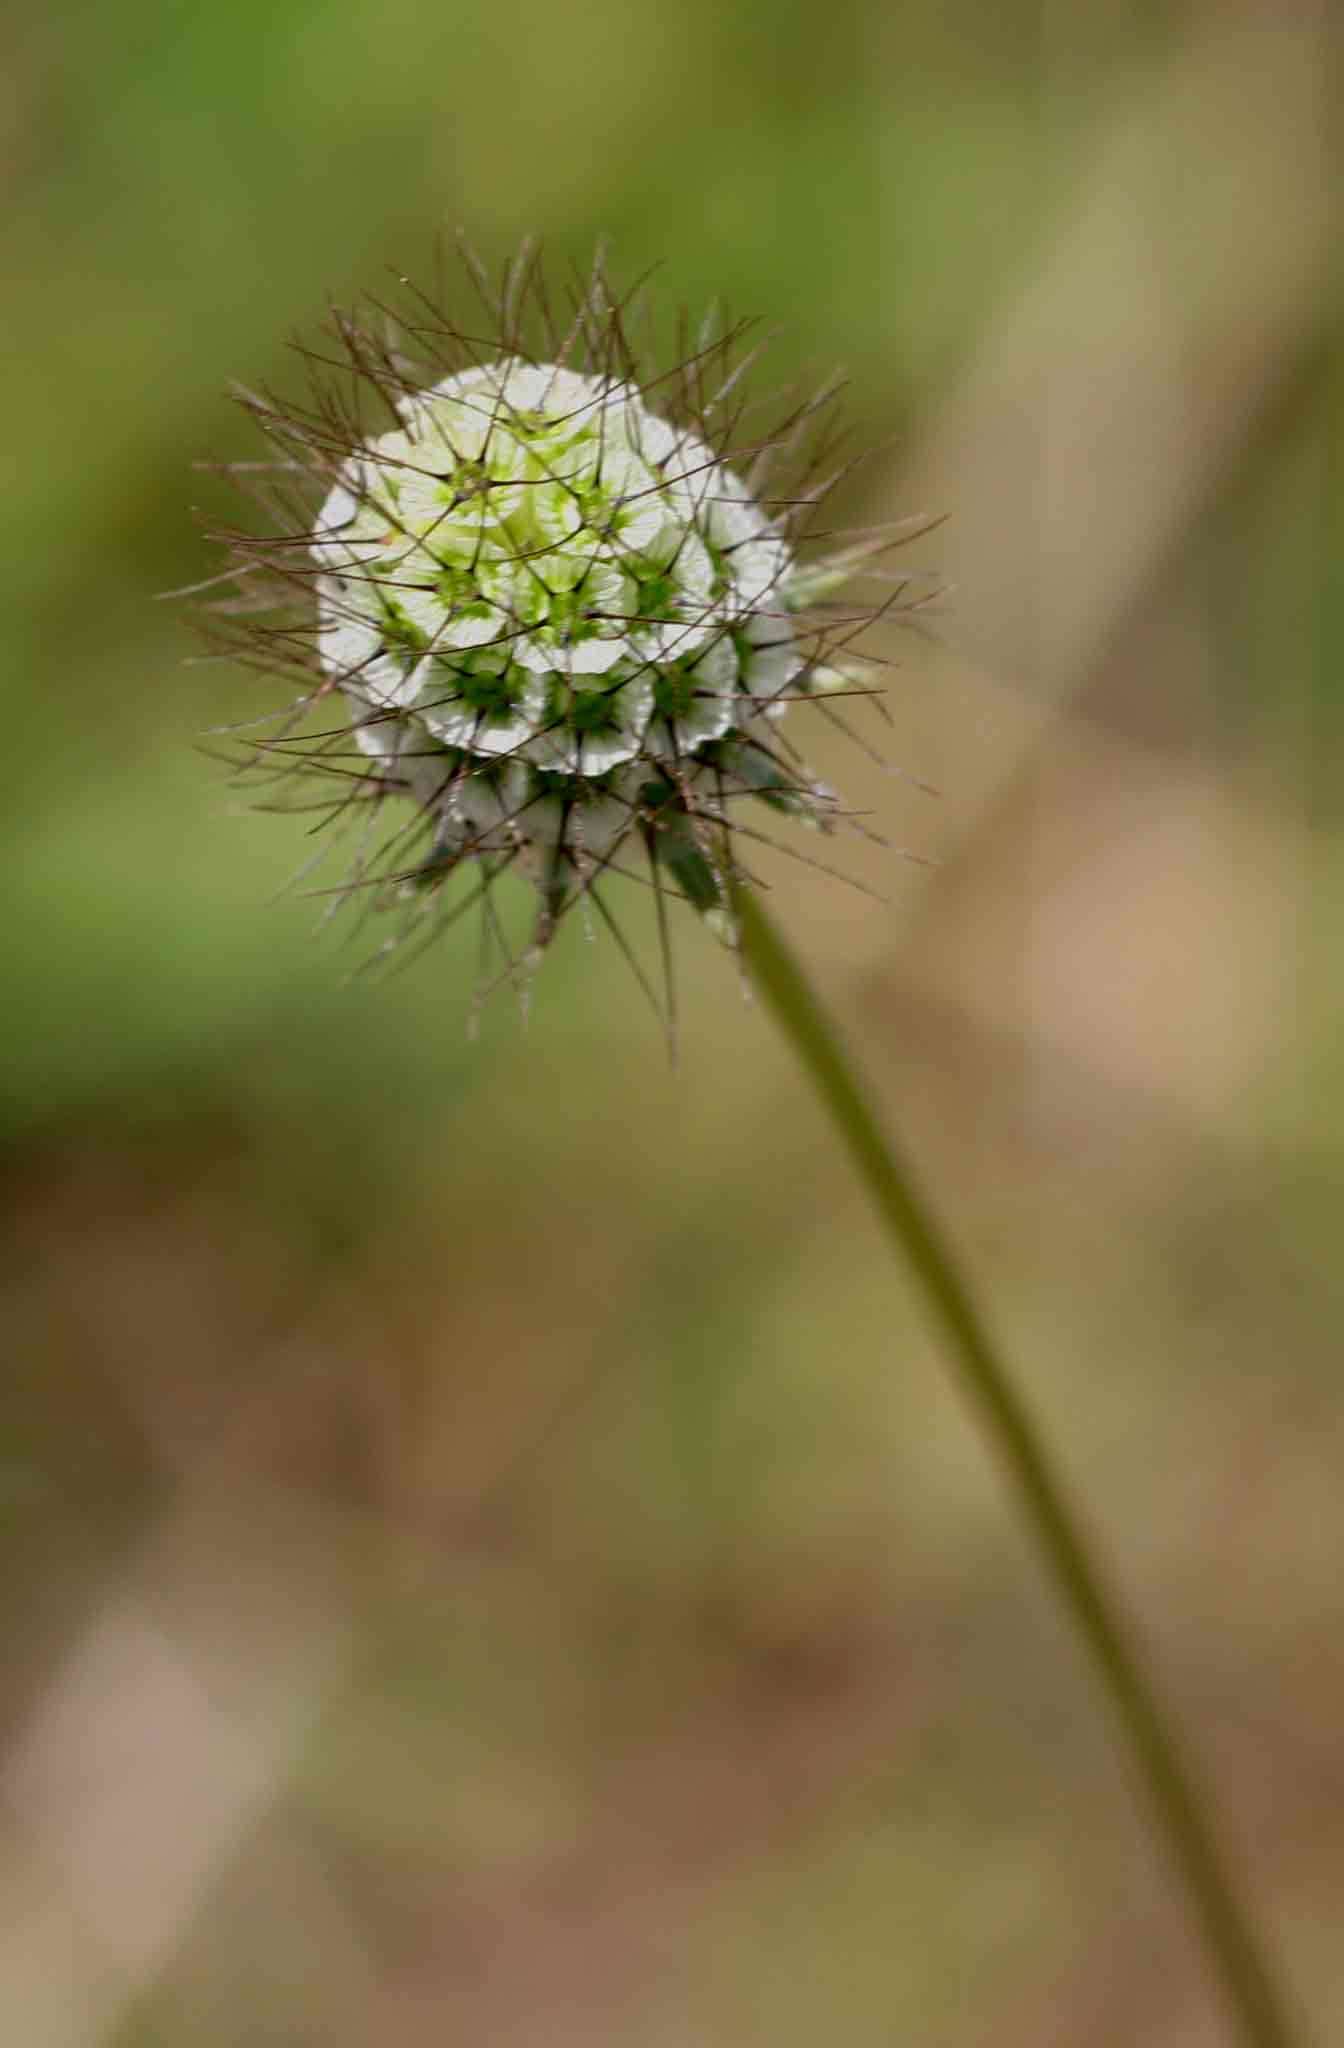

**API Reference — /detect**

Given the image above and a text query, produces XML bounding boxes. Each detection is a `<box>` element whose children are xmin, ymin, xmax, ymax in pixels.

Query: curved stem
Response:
<box><xmin>733</xmin><ymin>884</ymin><xmax>1298</xmax><ymax>2048</ymax></box>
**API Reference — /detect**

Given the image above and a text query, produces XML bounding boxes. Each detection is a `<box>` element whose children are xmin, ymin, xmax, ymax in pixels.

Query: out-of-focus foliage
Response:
<box><xmin>2</xmin><ymin>3</ymin><xmax>1341</xmax><ymax>2044</ymax></box>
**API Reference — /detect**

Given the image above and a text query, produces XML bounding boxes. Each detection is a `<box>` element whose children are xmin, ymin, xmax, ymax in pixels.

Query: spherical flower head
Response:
<box><xmin>205</xmin><ymin>244</ymin><xmax>930</xmax><ymax>1010</ymax></box>
<box><xmin>315</xmin><ymin>359</ymin><xmax>791</xmax><ymax>776</ymax></box>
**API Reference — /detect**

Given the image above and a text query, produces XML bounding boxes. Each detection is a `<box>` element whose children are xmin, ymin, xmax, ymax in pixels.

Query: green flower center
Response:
<box><xmin>436</xmin><ymin>566</ymin><xmax>492</xmax><ymax>616</ymax></box>
<box><xmin>635</xmin><ymin>570</ymin><xmax>680</xmax><ymax>622</ymax></box>
<box><xmin>652</xmin><ymin>666</ymin><xmax>700</xmax><ymax>721</ymax></box>
<box><xmin>532</xmin><ymin>582</ymin><xmax>603</xmax><ymax>643</ymax></box>
<box><xmin>547</xmin><ymin>680</ymin><xmax>623</xmax><ymax>735</ymax></box>
<box><xmin>438</xmin><ymin>457</ymin><xmax>493</xmax><ymax>509</ymax></box>
<box><xmin>379</xmin><ymin>602</ymin><xmax>428</xmax><ymax>662</ymax></box>
<box><xmin>446</xmin><ymin>660</ymin><xmax>523</xmax><ymax>718</ymax></box>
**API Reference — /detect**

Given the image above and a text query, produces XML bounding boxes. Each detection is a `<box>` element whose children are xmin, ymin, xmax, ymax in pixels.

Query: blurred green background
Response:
<box><xmin>2</xmin><ymin>2</ymin><xmax>1341</xmax><ymax>2042</ymax></box>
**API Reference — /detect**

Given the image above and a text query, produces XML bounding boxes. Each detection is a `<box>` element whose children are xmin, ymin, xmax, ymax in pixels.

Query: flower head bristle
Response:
<box><xmin>201</xmin><ymin>242</ymin><xmax>935</xmax><ymax>1021</ymax></box>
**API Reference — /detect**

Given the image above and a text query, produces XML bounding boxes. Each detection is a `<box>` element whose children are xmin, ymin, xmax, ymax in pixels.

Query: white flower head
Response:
<box><xmin>206</xmin><ymin>244</ymin><xmax>934</xmax><ymax>1016</ymax></box>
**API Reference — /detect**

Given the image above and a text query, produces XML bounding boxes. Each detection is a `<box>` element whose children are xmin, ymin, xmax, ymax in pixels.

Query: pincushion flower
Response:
<box><xmin>206</xmin><ymin>244</ymin><xmax>929</xmax><ymax>994</ymax></box>
<box><xmin>190</xmin><ymin>252</ymin><xmax>1300</xmax><ymax>2046</ymax></box>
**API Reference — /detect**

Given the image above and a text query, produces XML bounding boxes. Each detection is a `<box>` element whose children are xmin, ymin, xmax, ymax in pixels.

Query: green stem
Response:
<box><xmin>733</xmin><ymin>884</ymin><xmax>1297</xmax><ymax>2048</ymax></box>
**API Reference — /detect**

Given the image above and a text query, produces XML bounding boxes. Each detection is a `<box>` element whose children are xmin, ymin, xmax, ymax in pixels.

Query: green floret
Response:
<box><xmin>545</xmin><ymin>678</ymin><xmax>624</xmax><ymax>737</ymax></box>
<box><xmin>378</xmin><ymin>600</ymin><xmax>429</xmax><ymax>660</ymax></box>
<box><xmin>453</xmin><ymin>659</ymin><xmax>527</xmax><ymax>717</ymax></box>
<box><xmin>652</xmin><ymin>665</ymin><xmax>701</xmax><ymax>722</ymax></box>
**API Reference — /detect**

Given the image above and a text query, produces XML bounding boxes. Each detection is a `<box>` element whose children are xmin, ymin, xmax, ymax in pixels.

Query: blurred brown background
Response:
<box><xmin>2</xmin><ymin>1</ymin><xmax>1341</xmax><ymax>2042</ymax></box>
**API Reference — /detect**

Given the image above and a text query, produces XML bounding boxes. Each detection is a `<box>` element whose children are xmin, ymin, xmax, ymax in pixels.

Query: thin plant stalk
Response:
<box><xmin>733</xmin><ymin>882</ymin><xmax>1297</xmax><ymax>2048</ymax></box>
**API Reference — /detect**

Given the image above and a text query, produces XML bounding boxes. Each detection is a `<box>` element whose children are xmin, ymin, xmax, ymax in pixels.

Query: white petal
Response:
<box><xmin>526</xmin><ymin>668</ymin><xmax>653</xmax><ymax>774</ymax></box>
<box><xmin>309</xmin><ymin>467</ymin><xmax>399</xmax><ymax>571</ymax></box>
<box><xmin>507</xmin><ymin>560</ymin><xmax>635</xmax><ymax>675</ymax></box>
<box><xmin>432</xmin><ymin>760</ymin><xmax>530</xmax><ymax>852</ymax></box>
<box><xmin>341</xmin><ymin>699</ymin><xmax>458</xmax><ymax>806</ymax></box>
<box><xmin>741</xmin><ymin>611</ymin><xmax>803</xmax><ymax>718</ymax></box>
<box><xmin>413</xmin><ymin>652</ymin><xmax>546</xmax><ymax>758</ymax></box>
<box><xmin>644</xmin><ymin>630</ymin><xmax>739</xmax><ymax>756</ymax></box>
<box><xmin>512</xmin><ymin>628</ymin><xmax>630</xmax><ymax>679</ymax></box>
<box><xmin>517</xmin><ymin>783</ymin><xmax>637</xmax><ymax>865</ymax></box>
<box><xmin>726</xmin><ymin>533</ymin><xmax>793</xmax><ymax>608</ymax></box>
<box><xmin>401</xmin><ymin>579</ymin><xmax>511</xmax><ymax>656</ymax></box>
<box><xmin>317</xmin><ymin>576</ymin><xmax>423</xmax><ymax>709</ymax></box>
